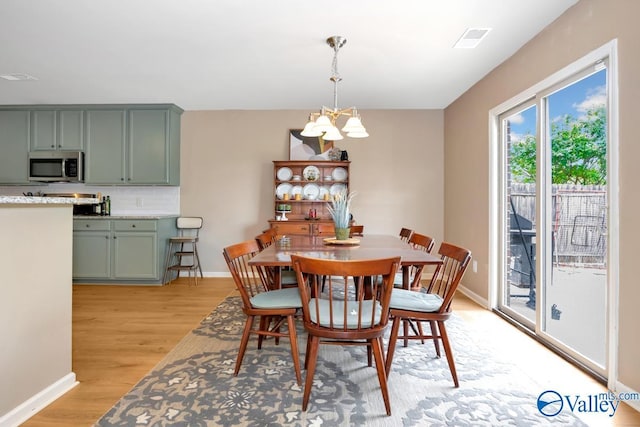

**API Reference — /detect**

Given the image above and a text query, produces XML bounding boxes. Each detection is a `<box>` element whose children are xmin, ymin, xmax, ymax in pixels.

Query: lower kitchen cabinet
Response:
<box><xmin>73</xmin><ymin>217</ymin><xmax>177</xmax><ymax>284</ymax></box>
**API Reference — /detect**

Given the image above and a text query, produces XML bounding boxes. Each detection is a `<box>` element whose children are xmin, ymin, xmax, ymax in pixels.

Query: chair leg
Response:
<box><xmin>257</xmin><ymin>316</ymin><xmax>268</xmax><ymax>349</ymax></box>
<box><xmin>194</xmin><ymin>244</ymin><xmax>203</xmax><ymax>278</ymax></box>
<box><xmin>438</xmin><ymin>321</ymin><xmax>459</xmax><ymax>387</ymax></box>
<box><xmin>302</xmin><ymin>334</ymin><xmax>320</xmax><ymax>411</ymax></box>
<box><xmin>304</xmin><ymin>334</ymin><xmax>312</xmax><ymax>370</ymax></box>
<box><xmin>403</xmin><ymin>319</ymin><xmax>409</xmax><ymax>347</ymax></box>
<box><xmin>385</xmin><ymin>316</ymin><xmax>402</xmax><ymax>378</ymax></box>
<box><xmin>235</xmin><ymin>316</ymin><xmax>254</xmax><ymax>377</ymax></box>
<box><xmin>430</xmin><ymin>320</ymin><xmax>441</xmax><ymax>357</ymax></box>
<box><xmin>372</xmin><ymin>337</ymin><xmax>391</xmax><ymax>416</ymax></box>
<box><xmin>163</xmin><ymin>242</ymin><xmax>175</xmax><ymax>284</ymax></box>
<box><xmin>367</xmin><ymin>344</ymin><xmax>372</xmax><ymax>367</ymax></box>
<box><xmin>286</xmin><ymin>314</ymin><xmax>302</xmax><ymax>386</ymax></box>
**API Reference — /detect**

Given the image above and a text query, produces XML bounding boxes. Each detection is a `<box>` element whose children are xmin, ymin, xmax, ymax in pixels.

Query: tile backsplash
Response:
<box><xmin>0</xmin><ymin>184</ymin><xmax>180</xmax><ymax>215</ymax></box>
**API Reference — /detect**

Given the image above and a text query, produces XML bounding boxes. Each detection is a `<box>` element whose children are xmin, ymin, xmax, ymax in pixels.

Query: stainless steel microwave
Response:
<box><xmin>28</xmin><ymin>151</ymin><xmax>84</xmax><ymax>182</ymax></box>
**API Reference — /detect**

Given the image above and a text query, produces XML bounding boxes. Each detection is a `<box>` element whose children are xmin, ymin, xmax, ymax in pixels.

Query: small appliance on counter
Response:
<box><xmin>43</xmin><ymin>192</ymin><xmax>103</xmax><ymax>215</ymax></box>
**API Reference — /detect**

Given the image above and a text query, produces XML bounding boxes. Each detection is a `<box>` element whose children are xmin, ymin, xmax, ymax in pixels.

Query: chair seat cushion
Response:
<box><xmin>309</xmin><ymin>298</ymin><xmax>381</xmax><ymax>328</ymax></box>
<box><xmin>280</xmin><ymin>270</ymin><xmax>298</xmax><ymax>285</ymax></box>
<box><xmin>390</xmin><ymin>288</ymin><xmax>443</xmax><ymax>313</ymax></box>
<box><xmin>250</xmin><ymin>287</ymin><xmax>302</xmax><ymax>309</ymax></box>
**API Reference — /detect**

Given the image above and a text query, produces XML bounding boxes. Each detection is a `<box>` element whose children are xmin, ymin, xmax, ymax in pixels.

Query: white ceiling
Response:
<box><xmin>0</xmin><ymin>0</ymin><xmax>578</xmax><ymax>110</ymax></box>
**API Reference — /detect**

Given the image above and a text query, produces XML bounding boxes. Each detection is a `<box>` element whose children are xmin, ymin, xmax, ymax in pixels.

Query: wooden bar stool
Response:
<box><xmin>163</xmin><ymin>217</ymin><xmax>203</xmax><ymax>285</ymax></box>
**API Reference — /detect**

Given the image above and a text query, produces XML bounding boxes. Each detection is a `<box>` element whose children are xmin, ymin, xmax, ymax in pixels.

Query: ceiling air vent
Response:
<box><xmin>454</xmin><ymin>28</ymin><xmax>492</xmax><ymax>49</ymax></box>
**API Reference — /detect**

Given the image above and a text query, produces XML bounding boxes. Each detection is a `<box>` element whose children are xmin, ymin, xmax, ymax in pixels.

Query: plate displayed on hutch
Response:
<box><xmin>291</xmin><ymin>185</ymin><xmax>303</xmax><ymax>197</ymax></box>
<box><xmin>302</xmin><ymin>183</ymin><xmax>320</xmax><ymax>200</ymax></box>
<box><xmin>275</xmin><ymin>183</ymin><xmax>292</xmax><ymax>200</ymax></box>
<box><xmin>332</xmin><ymin>167</ymin><xmax>348</xmax><ymax>181</ymax></box>
<box><xmin>303</xmin><ymin>165</ymin><xmax>320</xmax><ymax>181</ymax></box>
<box><xmin>319</xmin><ymin>186</ymin><xmax>330</xmax><ymax>199</ymax></box>
<box><xmin>329</xmin><ymin>183</ymin><xmax>347</xmax><ymax>196</ymax></box>
<box><xmin>276</xmin><ymin>167</ymin><xmax>293</xmax><ymax>181</ymax></box>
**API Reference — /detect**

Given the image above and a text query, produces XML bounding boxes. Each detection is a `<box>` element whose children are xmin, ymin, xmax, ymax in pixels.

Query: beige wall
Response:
<box><xmin>445</xmin><ymin>0</ymin><xmax>640</xmax><ymax>391</ymax></box>
<box><xmin>180</xmin><ymin>109</ymin><xmax>444</xmax><ymax>274</ymax></box>
<box><xmin>0</xmin><ymin>205</ymin><xmax>75</xmax><ymax>423</ymax></box>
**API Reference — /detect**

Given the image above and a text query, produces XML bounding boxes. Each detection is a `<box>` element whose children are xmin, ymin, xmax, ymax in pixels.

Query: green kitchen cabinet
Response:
<box><xmin>84</xmin><ymin>109</ymin><xmax>127</xmax><ymax>184</ymax></box>
<box><xmin>30</xmin><ymin>109</ymin><xmax>84</xmax><ymax>151</ymax></box>
<box><xmin>0</xmin><ymin>110</ymin><xmax>30</xmax><ymax>184</ymax></box>
<box><xmin>85</xmin><ymin>105</ymin><xmax>182</xmax><ymax>185</ymax></box>
<box><xmin>73</xmin><ymin>217</ymin><xmax>177</xmax><ymax>284</ymax></box>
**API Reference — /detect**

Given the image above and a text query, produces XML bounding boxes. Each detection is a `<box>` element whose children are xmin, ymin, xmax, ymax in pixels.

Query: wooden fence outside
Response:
<box><xmin>509</xmin><ymin>183</ymin><xmax>606</xmax><ymax>266</ymax></box>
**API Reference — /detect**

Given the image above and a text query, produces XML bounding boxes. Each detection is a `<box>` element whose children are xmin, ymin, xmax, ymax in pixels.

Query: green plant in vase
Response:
<box><xmin>327</xmin><ymin>190</ymin><xmax>354</xmax><ymax>240</ymax></box>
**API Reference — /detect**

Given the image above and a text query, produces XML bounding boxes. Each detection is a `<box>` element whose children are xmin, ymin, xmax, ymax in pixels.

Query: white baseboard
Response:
<box><xmin>457</xmin><ymin>284</ymin><xmax>490</xmax><ymax>309</ymax></box>
<box><xmin>202</xmin><ymin>271</ymin><xmax>232</xmax><ymax>278</ymax></box>
<box><xmin>614</xmin><ymin>380</ymin><xmax>640</xmax><ymax>413</ymax></box>
<box><xmin>0</xmin><ymin>373</ymin><xmax>78</xmax><ymax>427</ymax></box>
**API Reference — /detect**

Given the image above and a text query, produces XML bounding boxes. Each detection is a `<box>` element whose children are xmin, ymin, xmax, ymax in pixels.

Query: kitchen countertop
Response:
<box><xmin>0</xmin><ymin>196</ymin><xmax>99</xmax><ymax>204</ymax></box>
<box><xmin>73</xmin><ymin>215</ymin><xmax>179</xmax><ymax>219</ymax></box>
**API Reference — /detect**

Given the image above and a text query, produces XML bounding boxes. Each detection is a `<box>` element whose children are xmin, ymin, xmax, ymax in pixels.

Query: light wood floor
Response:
<box><xmin>22</xmin><ymin>279</ymin><xmax>640</xmax><ymax>426</ymax></box>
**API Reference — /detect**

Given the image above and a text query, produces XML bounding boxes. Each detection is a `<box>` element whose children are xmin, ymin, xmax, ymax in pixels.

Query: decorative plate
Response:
<box><xmin>291</xmin><ymin>185</ymin><xmax>303</xmax><ymax>196</ymax></box>
<box><xmin>329</xmin><ymin>183</ymin><xmax>347</xmax><ymax>196</ymax></box>
<box><xmin>319</xmin><ymin>186</ymin><xmax>330</xmax><ymax>199</ymax></box>
<box><xmin>332</xmin><ymin>167</ymin><xmax>348</xmax><ymax>181</ymax></box>
<box><xmin>275</xmin><ymin>183</ymin><xmax>292</xmax><ymax>200</ymax></box>
<box><xmin>303</xmin><ymin>165</ymin><xmax>320</xmax><ymax>181</ymax></box>
<box><xmin>303</xmin><ymin>183</ymin><xmax>320</xmax><ymax>200</ymax></box>
<box><xmin>276</xmin><ymin>167</ymin><xmax>293</xmax><ymax>181</ymax></box>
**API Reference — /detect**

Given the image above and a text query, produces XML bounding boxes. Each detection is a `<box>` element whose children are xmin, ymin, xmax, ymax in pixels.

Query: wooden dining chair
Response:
<box><xmin>255</xmin><ymin>229</ymin><xmax>298</xmax><ymax>289</ymax></box>
<box><xmin>349</xmin><ymin>224</ymin><xmax>364</xmax><ymax>236</ymax></box>
<box><xmin>223</xmin><ymin>240</ymin><xmax>302</xmax><ymax>385</ymax></box>
<box><xmin>385</xmin><ymin>242</ymin><xmax>471</xmax><ymax>387</ymax></box>
<box><xmin>395</xmin><ymin>232</ymin><xmax>436</xmax><ymax>289</ymax></box>
<box><xmin>291</xmin><ymin>255</ymin><xmax>401</xmax><ymax>416</ymax></box>
<box><xmin>399</xmin><ymin>227</ymin><xmax>413</xmax><ymax>243</ymax></box>
<box><xmin>255</xmin><ymin>228</ymin><xmax>278</xmax><ymax>250</ymax></box>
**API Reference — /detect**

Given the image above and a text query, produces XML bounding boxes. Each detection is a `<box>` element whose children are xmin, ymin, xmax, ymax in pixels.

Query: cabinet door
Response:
<box><xmin>128</xmin><ymin>109</ymin><xmax>169</xmax><ymax>184</ymax></box>
<box><xmin>85</xmin><ymin>109</ymin><xmax>126</xmax><ymax>184</ymax></box>
<box><xmin>73</xmin><ymin>231</ymin><xmax>111</xmax><ymax>278</ymax></box>
<box><xmin>58</xmin><ymin>110</ymin><xmax>84</xmax><ymax>150</ymax></box>
<box><xmin>113</xmin><ymin>232</ymin><xmax>158</xmax><ymax>279</ymax></box>
<box><xmin>0</xmin><ymin>110</ymin><xmax>30</xmax><ymax>184</ymax></box>
<box><xmin>30</xmin><ymin>110</ymin><xmax>57</xmax><ymax>150</ymax></box>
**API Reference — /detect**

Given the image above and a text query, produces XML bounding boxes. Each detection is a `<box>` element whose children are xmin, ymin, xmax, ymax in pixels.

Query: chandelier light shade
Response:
<box><xmin>301</xmin><ymin>36</ymin><xmax>368</xmax><ymax>140</ymax></box>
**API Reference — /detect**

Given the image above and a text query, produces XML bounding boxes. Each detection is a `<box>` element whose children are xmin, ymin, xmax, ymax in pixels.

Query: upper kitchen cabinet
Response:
<box><xmin>30</xmin><ymin>109</ymin><xmax>84</xmax><ymax>151</ymax></box>
<box><xmin>85</xmin><ymin>104</ymin><xmax>182</xmax><ymax>185</ymax></box>
<box><xmin>85</xmin><ymin>109</ymin><xmax>127</xmax><ymax>184</ymax></box>
<box><xmin>0</xmin><ymin>110</ymin><xmax>30</xmax><ymax>184</ymax></box>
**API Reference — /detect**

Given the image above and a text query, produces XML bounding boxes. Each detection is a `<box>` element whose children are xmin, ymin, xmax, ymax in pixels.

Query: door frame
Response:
<box><xmin>488</xmin><ymin>39</ymin><xmax>619</xmax><ymax>387</ymax></box>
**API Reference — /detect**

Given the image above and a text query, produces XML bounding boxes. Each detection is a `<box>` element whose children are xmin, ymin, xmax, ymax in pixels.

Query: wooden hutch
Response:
<box><xmin>269</xmin><ymin>160</ymin><xmax>350</xmax><ymax>236</ymax></box>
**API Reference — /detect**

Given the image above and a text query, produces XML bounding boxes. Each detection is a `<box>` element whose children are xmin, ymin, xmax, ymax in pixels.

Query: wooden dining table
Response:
<box><xmin>248</xmin><ymin>234</ymin><xmax>442</xmax><ymax>289</ymax></box>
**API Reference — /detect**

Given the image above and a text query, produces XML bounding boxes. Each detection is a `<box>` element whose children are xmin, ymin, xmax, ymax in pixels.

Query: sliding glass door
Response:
<box><xmin>498</xmin><ymin>64</ymin><xmax>609</xmax><ymax>376</ymax></box>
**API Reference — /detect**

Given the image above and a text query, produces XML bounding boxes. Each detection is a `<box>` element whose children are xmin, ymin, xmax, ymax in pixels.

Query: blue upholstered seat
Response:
<box><xmin>309</xmin><ymin>298</ymin><xmax>382</xmax><ymax>328</ymax></box>
<box><xmin>250</xmin><ymin>287</ymin><xmax>302</xmax><ymax>309</ymax></box>
<box><xmin>389</xmin><ymin>288</ymin><xmax>443</xmax><ymax>313</ymax></box>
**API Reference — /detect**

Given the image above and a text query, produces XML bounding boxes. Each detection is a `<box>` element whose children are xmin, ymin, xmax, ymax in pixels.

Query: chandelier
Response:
<box><xmin>301</xmin><ymin>36</ymin><xmax>368</xmax><ymax>140</ymax></box>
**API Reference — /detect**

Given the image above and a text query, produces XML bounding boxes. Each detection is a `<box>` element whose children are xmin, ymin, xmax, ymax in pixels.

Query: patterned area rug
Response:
<box><xmin>95</xmin><ymin>296</ymin><xmax>587</xmax><ymax>426</ymax></box>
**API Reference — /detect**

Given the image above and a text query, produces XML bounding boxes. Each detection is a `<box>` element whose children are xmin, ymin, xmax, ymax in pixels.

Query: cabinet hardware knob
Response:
<box><xmin>132</xmin><ymin>224</ymin><xmax>136</xmax><ymax>227</ymax></box>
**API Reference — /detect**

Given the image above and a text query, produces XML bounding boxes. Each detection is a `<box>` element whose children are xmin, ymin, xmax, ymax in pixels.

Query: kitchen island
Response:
<box><xmin>0</xmin><ymin>197</ymin><xmax>95</xmax><ymax>425</ymax></box>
